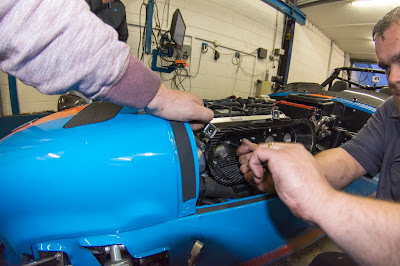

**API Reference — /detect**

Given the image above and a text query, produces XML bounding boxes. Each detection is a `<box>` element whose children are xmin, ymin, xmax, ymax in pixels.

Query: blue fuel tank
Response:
<box><xmin>0</xmin><ymin>102</ymin><xmax>199</xmax><ymax>258</ymax></box>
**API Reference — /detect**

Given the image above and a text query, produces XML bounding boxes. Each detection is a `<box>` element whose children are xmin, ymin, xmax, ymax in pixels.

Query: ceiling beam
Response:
<box><xmin>351</xmin><ymin>58</ymin><xmax>379</xmax><ymax>64</ymax></box>
<box><xmin>260</xmin><ymin>0</ymin><xmax>306</xmax><ymax>25</ymax></box>
<box><xmin>298</xmin><ymin>0</ymin><xmax>344</xmax><ymax>8</ymax></box>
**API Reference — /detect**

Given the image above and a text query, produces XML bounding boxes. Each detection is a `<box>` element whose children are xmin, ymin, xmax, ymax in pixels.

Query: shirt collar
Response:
<box><xmin>390</xmin><ymin>97</ymin><xmax>400</xmax><ymax>118</ymax></box>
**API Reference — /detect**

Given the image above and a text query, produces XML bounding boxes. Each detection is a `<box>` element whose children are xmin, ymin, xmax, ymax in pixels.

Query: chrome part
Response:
<box><xmin>283</xmin><ymin>133</ymin><xmax>292</xmax><ymax>143</ymax></box>
<box><xmin>104</xmin><ymin>245</ymin><xmax>126</xmax><ymax>254</ymax></box>
<box><xmin>196</xmin><ymin>139</ymin><xmax>206</xmax><ymax>173</ymax></box>
<box><xmin>203</xmin><ymin>123</ymin><xmax>218</xmax><ymax>138</ymax></box>
<box><xmin>272</xmin><ymin>109</ymin><xmax>281</xmax><ymax>120</ymax></box>
<box><xmin>209</xmin><ymin>114</ymin><xmax>278</xmax><ymax>124</ymax></box>
<box><xmin>197</xmin><ymin>148</ymin><xmax>206</xmax><ymax>173</ymax></box>
<box><xmin>110</xmin><ymin>245</ymin><xmax>122</xmax><ymax>262</ymax></box>
<box><xmin>265</xmin><ymin>136</ymin><xmax>274</xmax><ymax>143</ymax></box>
<box><xmin>105</xmin><ymin>245</ymin><xmax>132</xmax><ymax>266</ymax></box>
<box><xmin>204</xmin><ymin>114</ymin><xmax>287</xmax><ymax>139</ymax></box>
<box><xmin>187</xmin><ymin>240</ymin><xmax>204</xmax><ymax>266</ymax></box>
<box><xmin>23</xmin><ymin>252</ymin><xmax>63</xmax><ymax>266</ymax></box>
<box><xmin>213</xmin><ymin>145</ymin><xmax>229</xmax><ymax>160</ymax></box>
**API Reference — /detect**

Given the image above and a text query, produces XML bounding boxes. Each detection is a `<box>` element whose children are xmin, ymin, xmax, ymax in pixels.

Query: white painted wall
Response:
<box><xmin>287</xmin><ymin>20</ymin><xmax>349</xmax><ymax>86</ymax></box>
<box><xmin>126</xmin><ymin>0</ymin><xmax>285</xmax><ymax>100</ymax></box>
<box><xmin>0</xmin><ymin>0</ymin><xmax>347</xmax><ymax>116</ymax></box>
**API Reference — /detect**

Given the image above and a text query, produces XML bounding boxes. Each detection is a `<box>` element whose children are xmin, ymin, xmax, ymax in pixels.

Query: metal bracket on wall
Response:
<box><xmin>145</xmin><ymin>0</ymin><xmax>154</xmax><ymax>54</ymax></box>
<box><xmin>260</xmin><ymin>0</ymin><xmax>306</xmax><ymax>25</ymax></box>
<box><xmin>8</xmin><ymin>75</ymin><xmax>19</xmax><ymax>115</ymax></box>
<box><xmin>151</xmin><ymin>49</ymin><xmax>178</xmax><ymax>73</ymax></box>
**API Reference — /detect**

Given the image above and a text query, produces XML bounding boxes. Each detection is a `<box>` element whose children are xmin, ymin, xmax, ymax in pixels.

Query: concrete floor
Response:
<box><xmin>270</xmin><ymin>236</ymin><xmax>343</xmax><ymax>266</ymax></box>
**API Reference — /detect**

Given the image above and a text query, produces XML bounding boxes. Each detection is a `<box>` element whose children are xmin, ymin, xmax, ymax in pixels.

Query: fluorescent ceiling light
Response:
<box><xmin>352</xmin><ymin>0</ymin><xmax>399</xmax><ymax>7</ymax></box>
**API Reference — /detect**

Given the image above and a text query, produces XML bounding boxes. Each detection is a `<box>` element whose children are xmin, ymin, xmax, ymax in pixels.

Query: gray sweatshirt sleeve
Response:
<box><xmin>0</xmin><ymin>0</ymin><xmax>160</xmax><ymax>109</ymax></box>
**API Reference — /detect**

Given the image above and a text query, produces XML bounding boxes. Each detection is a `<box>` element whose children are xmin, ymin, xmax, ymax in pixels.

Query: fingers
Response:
<box><xmin>192</xmin><ymin>94</ymin><xmax>205</xmax><ymax>106</ymax></box>
<box><xmin>146</xmin><ymin>83</ymin><xmax>213</xmax><ymax>126</ymax></box>
<box><xmin>240</xmin><ymin>159</ymin><xmax>251</xmax><ymax>174</ymax></box>
<box><xmin>187</xmin><ymin>106</ymin><xmax>213</xmax><ymax>130</ymax></box>
<box><xmin>191</xmin><ymin>105</ymin><xmax>214</xmax><ymax>124</ymax></box>
<box><xmin>190</xmin><ymin>121</ymin><xmax>208</xmax><ymax>131</ymax></box>
<box><xmin>244</xmin><ymin>171</ymin><xmax>259</xmax><ymax>186</ymax></box>
<box><xmin>181</xmin><ymin>91</ymin><xmax>214</xmax><ymax>123</ymax></box>
<box><xmin>239</xmin><ymin>152</ymin><xmax>252</xmax><ymax>166</ymax></box>
<box><xmin>243</xmin><ymin>170</ymin><xmax>276</xmax><ymax>193</ymax></box>
<box><xmin>238</xmin><ymin>140</ymin><xmax>283</xmax><ymax>171</ymax></box>
<box><xmin>248</xmin><ymin>145</ymin><xmax>279</xmax><ymax>180</ymax></box>
<box><xmin>237</xmin><ymin>139</ymin><xmax>282</xmax><ymax>193</ymax></box>
<box><xmin>237</xmin><ymin>139</ymin><xmax>257</xmax><ymax>174</ymax></box>
<box><xmin>236</xmin><ymin>138</ymin><xmax>258</xmax><ymax>156</ymax></box>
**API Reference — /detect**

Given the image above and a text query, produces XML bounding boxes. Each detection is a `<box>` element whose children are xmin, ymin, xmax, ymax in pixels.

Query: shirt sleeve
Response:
<box><xmin>86</xmin><ymin>0</ymin><xmax>105</xmax><ymax>12</ymax></box>
<box><xmin>0</xmin><ymin>0</ymin><xmax>160</xmax><ymax>109</ymax></box>
<box><xmin>341</xmin><ymin>101</ymin><xmax>388</xmax><ymax>176</ymax></box>
<box><xmin>116</xmin><ymin>12</ymin><xmax>129</xmax><ymax>42</ymax></box>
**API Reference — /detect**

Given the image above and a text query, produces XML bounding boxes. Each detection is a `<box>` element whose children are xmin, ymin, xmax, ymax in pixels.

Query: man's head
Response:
<box><xmin>373</xmin><ymin>7</ymin><xmax>400</xmax><ymax>42</ymax></box>
<box><xmin>374</xmin><ymin>6</ymin><xmax>400</xmax><ymax>110</ymax></box>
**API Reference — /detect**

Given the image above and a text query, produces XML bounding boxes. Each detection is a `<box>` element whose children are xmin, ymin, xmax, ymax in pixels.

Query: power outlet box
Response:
<box><xmin>257</xmin><ymin>48</ymin><xmax>267</xmax><ymax>59</ymax></box>
<box><xmin>181</xmin><ymin>45</ymin><xmax>191</xmax><ymax>57</ymax></box>
<box><xmin>274</xmin><ymin>48</ymin><xmax>285</xmax><ymax>56</ymax></box>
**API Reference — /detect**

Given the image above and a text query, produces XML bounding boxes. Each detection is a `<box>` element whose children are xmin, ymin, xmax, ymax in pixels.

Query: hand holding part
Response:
<box><xmin>145</xmin><ymin>83</ymin><xmax>214</xmax><ymax>130</ymax></box>
<box><xmin>240</xmin><ymin>140</ymin><xmax>335</xmax><ymax>221</ymax></box>
<box><xmin>237</xmin><ymin>139</ymin><xmax>276</xmax><ymax>193</ymax></box>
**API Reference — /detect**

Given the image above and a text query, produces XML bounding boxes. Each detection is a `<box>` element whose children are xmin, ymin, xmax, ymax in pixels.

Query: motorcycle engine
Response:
<box><xmin>196</xmin><ymin>97</ymin><xmax>315</xmax><ymax>205</ymax></box>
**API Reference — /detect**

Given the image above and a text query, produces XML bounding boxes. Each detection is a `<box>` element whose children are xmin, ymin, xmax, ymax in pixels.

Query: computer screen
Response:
<box><xmin>170</xmin><ymin>9</ymin><xmax>186</xmax><ymax>48</ymax></box>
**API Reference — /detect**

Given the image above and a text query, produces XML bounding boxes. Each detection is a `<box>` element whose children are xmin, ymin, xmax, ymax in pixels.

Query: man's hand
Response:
<box><xmin>237</xmin><ymin>139</ymin><xmax>276</xmax><ymax>193</ymax></box>
<box><xmin>239</xmin><ymin>140</ymin><xmax>336</xmax><ymax>221</ymax></box>
<box><xmin>145</xmin><ymin>83</ymin><xmax>214</xmax><ymax>130</ymax></box>
<box><xmin>102</xmin><ymin>0</ymin><xmax>113</xmax><ymax>4</ymax></box>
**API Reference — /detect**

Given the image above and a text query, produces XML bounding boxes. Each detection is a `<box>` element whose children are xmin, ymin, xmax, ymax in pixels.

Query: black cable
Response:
<box><xmin>358</xmin><ymin>70</ymin><xmax>370</xmax><ymax>83</ymax></box>
<box><xmin>151</xmin><ymin>31</ymin><xmax>161</xmax><ymax>51</ymax></box>
<box><xmin>180</xmin><ymin>68</ymin><xmax>192</xmax><ymax>92</ymax></box>
<box><xmin>159</xmin><ymin>56</ymin><xmax>175</xmax><ymax>63</ymax></box>
<box><xmin>140</xmin><ymin>3</ymin><xmax>148</xmax><ymax>61</ymax></box>
<box><xmin>161</xmin><ymin>0</ymin><xmax>168</xmax><ymax>29</ymax></box>
<box><xmin>137</xmin><ymin>2</ymin><xmax>146</xmax><ymax>59</ymax></box>
<box><xmin>188</xmin><ymin>69</ymin><xmax>192</xmax><ymax>92</ymax></box>
<box><xmin>147</xmin><ymin>55</ymin><xmax>153</xmax><ymax>69</ymax></box>
<box><xmin>154</xmin><ymin>1</ymin><xmax>162</xmax><ymax>30</ymax></box>
<box><xmin>190</xmin><ymin>51</ymin><xmax>203</xmax><ymax>78</ymax></box>
<box><xmin>171</xmin><ymin>70</ymin><xmax>178</xmax><ymax>90</ymax></box>
<box><xmin>176</xmin><ymin>69</ymin><xmax>188</xmax><ymax>91</ymax></box>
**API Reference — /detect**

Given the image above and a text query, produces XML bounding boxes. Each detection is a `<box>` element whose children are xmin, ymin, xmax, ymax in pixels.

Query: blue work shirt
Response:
<box><xmin>342</xmin><ymin>96</ymin><xmax>400</xmax><ymax>201</ymax></box>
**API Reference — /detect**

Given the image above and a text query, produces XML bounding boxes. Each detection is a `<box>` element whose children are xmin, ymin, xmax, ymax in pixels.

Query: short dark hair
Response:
<box><xmin>373</xmin><ymin>6</ymin><xmax>400</xmax><ymax>41</ymax></box>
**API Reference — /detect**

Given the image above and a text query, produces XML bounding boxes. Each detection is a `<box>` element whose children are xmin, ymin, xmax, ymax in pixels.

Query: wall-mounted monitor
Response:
<box><xmin>170</xmin><ymin>9</ymin><xmax>186</xmax><ymax>48</ymax></box>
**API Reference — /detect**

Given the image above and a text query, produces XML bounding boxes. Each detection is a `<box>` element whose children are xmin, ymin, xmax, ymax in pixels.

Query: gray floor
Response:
<box><xmin>270</xmin><ymin>236</ymin><xmax>343</xmax><ymax>266</ymax></box>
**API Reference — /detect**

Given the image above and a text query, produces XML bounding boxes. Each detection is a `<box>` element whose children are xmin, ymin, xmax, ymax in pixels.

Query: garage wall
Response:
<box><xmin>125</xmin><ymin>0</ymin><xmax>286</xmax><ymax>100</ymax></box>
<box><xmin>0</xmin><ymin>0</ymin><xmax>347</xmax><ymax>116</ymax></box>
<box><xmin>287</xmin><ymin>20</ymin><xmax>348</xmax><ymax>86</ymax></box>
<box><xmin>0</xmin><ymin>76</ymin><xmax>59</xmax><ymax>116</ymax></box>
<box><xmin>0</xmin><ymin>72</ymin><xmax>7</xmax><ymax>117</ymax></box>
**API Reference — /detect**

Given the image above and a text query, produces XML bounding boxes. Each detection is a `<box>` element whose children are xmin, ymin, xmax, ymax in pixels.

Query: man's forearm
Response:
<box><xmin>0</xmin><ymin>0</ymin><xmax>160</xmax><ymax>109</ymax></box>
<box><xmin>315</xmin><ymin>147</ymin><xmax>366</xmax><ymax>189</ymax></box>
<box><xmin>0</xmin><ymin>0</ymin><xmax>127</xmax><ymax>98</ymax></box>
<box><xmin>314</xmin><ymin>191</ymin><xmax>400</xmax><ymax>265</ymax></box>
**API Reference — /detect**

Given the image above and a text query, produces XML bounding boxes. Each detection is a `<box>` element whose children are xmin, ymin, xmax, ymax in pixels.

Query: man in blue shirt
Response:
<box><xmin>238</xmin><ymin>6</ymin><xmax>400</xmax><ymax>265</ymax></box>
